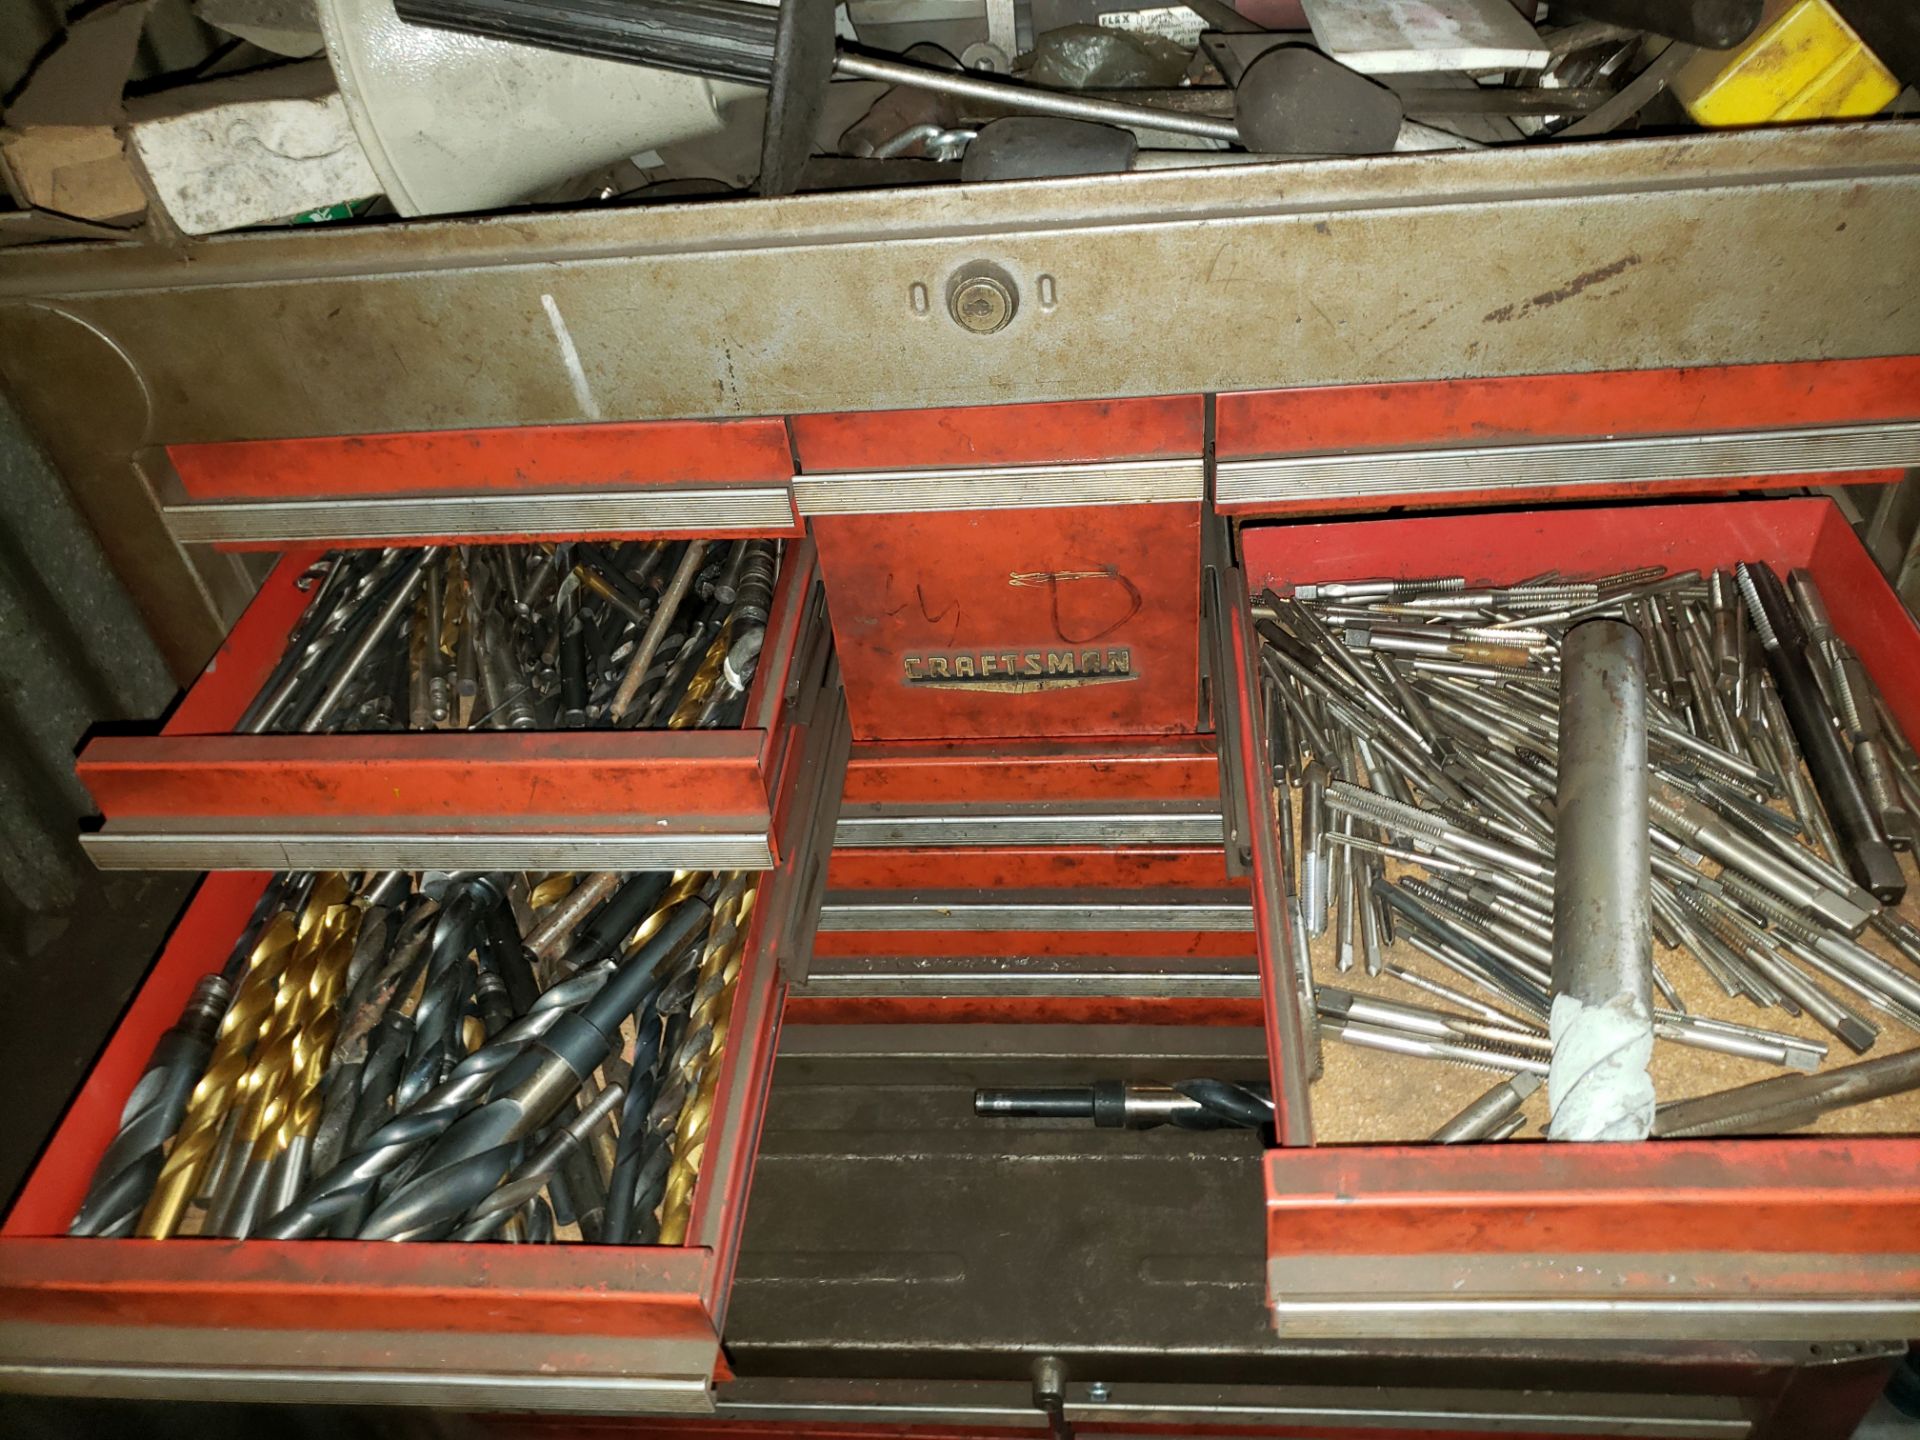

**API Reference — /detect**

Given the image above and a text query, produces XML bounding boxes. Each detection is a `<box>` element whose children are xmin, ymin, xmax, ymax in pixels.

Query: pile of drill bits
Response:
<box><xmin>71</xmin><ymin>866</ymin><xmax>757</xmax><ymax>1245</ymax></box>
<box><xmin>1248</xmin><ymin>560</ymin><xmax>1920</xmax><ymax>1136</ymax></box>
<box><xmin>239</xmin><ymin>539</ymin><xmax>780</xmax><ymax>733</ymax></box>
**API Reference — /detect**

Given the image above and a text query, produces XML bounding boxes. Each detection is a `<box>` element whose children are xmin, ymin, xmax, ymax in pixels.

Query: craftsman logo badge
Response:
<box><xmin>902</xmin><ymin>647</ymin><xmax>1137</xmax><ymax>692</ymax></box>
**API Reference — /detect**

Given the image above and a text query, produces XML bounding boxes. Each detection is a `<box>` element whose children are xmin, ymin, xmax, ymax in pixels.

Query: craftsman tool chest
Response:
<box><xmin>4</xmin><ymin>117</ymin><xmax>1920</xmax><ymax>1433</ymax></box>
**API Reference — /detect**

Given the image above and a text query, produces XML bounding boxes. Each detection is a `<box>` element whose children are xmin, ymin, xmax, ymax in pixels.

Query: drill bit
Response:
<box><xmin>136</xmin><ymin>888</ymin><xmax>317</xmax><ymax>1238</ymax></box>
<box><xmin>353</xmin><ymin>897</ymin><xmax>713</xmax><ymax>1241</ymax></box>
<box><xmin>312</xmin><ymin>896</ymin><xmax>438</xmax><ymax>1177</ymax></box>
<box><xmin>258</xmin><ymin>961</ymin><xmax>620</xmax><ymax>1239</ymax></box>
<box><xmin>1737</xmin><ymin>562</ymin><xmax>1904</xmax><ymax>903</ymax></box>
<box><xmin>974</xmin><ymin>1079</ymin><xmax>1274</xmax><ymax>1129</ymax></box>
<box><xmin>69</xmin><ymin>975</ymin><xmax>232</xmax><ymax>1236</ymax></box>
<box><xmin>453</xmin><ymin>1079</ymin><xmax>627</xmax><ymax>1241</ymax></box>
<box><xmin>213</xmin><ymin>894</ymin><xmax>362</xmax><ymax>1236</ymax></box>
<box><xmin>654</xmin><ymin>873</ymin><xmax>756</xmax><ymax>1245</ymax></box>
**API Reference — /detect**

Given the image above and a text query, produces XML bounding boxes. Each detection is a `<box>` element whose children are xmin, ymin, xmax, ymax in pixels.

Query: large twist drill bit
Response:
<box><xmin>354</xmin><ymin>897</ymin><xmax>714</xmax><ymax>1241</ymax></box>
<box><xmin>255</xmin><ymin>966</ymin><xmax>616</xmax><ymax>1240</ymax></box>
<box><xmin>312</xmin><ymin>897</ymin><xmax>438</xmax><ymax>1176</ymax></box>
<box><xmin>215</xmin><ymin>898</ymin><xmax>362</xmax><ymax>1236</ymax></box>
<box><xmin>600</xmin><ymin>959</ymin><xmax>698</xmax><ymax>1244</ymax></box>
<box><xmin>396</xmin><ymin>877</ymin><xmax>500</xmax><ymax>1111</ymax></box>
<box><xmin>454</xmin><ymin>1080</ymin><xmax>626</xmax><ymax>1242</ymax></box>
<box><xmin>69</xmin><ymin>976</ymin><xmax>233</xmax><ymax>1236</ymax></box>
<box><xmin>136</xmin><ymin>892</ymin><xmax>314</xmax><ymax>1238</ymax></box>
<box><xmin>655</xmin><ymin>875</ymin><xmax>756</xmax><ymax>1245</ymax></box>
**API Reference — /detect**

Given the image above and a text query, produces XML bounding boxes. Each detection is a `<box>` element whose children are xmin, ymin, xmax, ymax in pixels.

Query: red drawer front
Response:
<box><xmin>788</xmin><ymin>396</ymin><xmax>1204</xmax><ymax>472</ymax></box>
<box><xmin>167</xmin><ymin>417</ymin><xmax>803</xmax><ymax>550</ymax></box>
<box><xmin>810</xmin><ymin>502</ymin><xmax>1204</xmax><ymax>743</ymax></box>
<box><xmin>794</xmin><ymin>397</ymin><xmax>1207</xmax><ymax>744</ymax></box>
<box><xmin>1216</xmin><ymin>357</ymin><xmax>1920</xmax><ymax>517</ymax></box>
<box><xmin>0</xmin><ymin>864</ymin><xmax>792</xmax><ymax>1403</ymax></box>
<box><xmin>77</xmin><ymin>540</ymin><xmax>825</xmax><ymax>873</ymax></box>
<box><xmin>842</xmin><ymin>736</ymin><xmax>1220</xmax><ymax>807</ymax></box>
<box><xmin>1240</xmin><ymin>497</ymin><xmax>1920</xmax><ymax>1340</ymax></box>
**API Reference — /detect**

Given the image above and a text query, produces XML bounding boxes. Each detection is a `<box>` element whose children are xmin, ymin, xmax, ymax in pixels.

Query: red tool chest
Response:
<box><xmin>9</xmin><ymin>354</ymin><xmax>1920</xmax><ymax>1414</ymax></box>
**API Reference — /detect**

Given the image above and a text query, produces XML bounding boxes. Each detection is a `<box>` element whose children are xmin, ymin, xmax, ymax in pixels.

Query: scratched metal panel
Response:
<box><xmin>0</xmin><ymin>123</ymin><xmax>1915</xmax><ymax>671</ymax></box>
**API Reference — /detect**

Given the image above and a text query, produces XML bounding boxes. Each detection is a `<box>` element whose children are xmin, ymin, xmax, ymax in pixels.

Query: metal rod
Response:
<box><xmin>1549</xmin><ymin>619</ymin><xmax>1655</xmax><ymax>1142</ymax></box>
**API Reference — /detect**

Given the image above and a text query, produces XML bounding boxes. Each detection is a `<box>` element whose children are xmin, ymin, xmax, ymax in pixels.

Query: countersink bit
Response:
<box><xmin>974</xmin><ymin>1079</ymin><xmax>1274</xmax><ymax>1130</ymax></box>
<box><xmin>655</xmin><ymin>875</ymin><xmax>757</xmax><ymax>1245</ymax></box>
<box><xmin>1429</xmin><ymin>1073</ymin><xmax>1540</xmax><ymax>1143</ymax></box>
<box><xmin>354</xmin><ymin>897</ymin><xmax>714</xmax><ymax>1242</ymax></box>
<box><xmin>69</xmin><ymin>976</ymin><xmax>233</xmax><ymax>1236</ymax></box>
<box><xmin>1550</xmin><ymin>620</ymin><xmax>1654</xmax><ymax>1143</ymax></box>
<box><xmin>1736</xmin><ymin>562</ymin><xmax>1904</xmax><ymax>904</ymax></box>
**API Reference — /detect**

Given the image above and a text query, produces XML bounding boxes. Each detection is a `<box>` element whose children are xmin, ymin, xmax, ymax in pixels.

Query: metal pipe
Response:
<box><xmin>1549</xmin><ymin>620</ymin><xmax>1655</xmax><ymax>1142</ymax></box>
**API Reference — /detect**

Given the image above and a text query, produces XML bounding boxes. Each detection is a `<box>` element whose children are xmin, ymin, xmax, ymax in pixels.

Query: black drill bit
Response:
<box><xmin>354</xmin><ymin>897</ymin><xmax>713</xmax><ymax>1241</ymax></box>
<box><xmin>68</xmin><ymin>976</ymin><xmax>232</xmax><ymax>1237</ymax></box>
<box><xmin>975</xmin><ymin>1079</ymin><xmax>1275</xmax><ymax>1131</ymax></box>
<box><xmin>257</xmin><ymin>963</ymin><xmax>619</xmax><ymax>1240</ymax></box>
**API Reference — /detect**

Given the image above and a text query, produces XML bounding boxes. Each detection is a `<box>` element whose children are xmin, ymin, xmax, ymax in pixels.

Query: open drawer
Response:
<box><xmin>1228</xmin><ymin>498</ymin><xmax>1920</xmax><ymax>1340</ymax></box>
<box><xmin>0</xmin><ymin>659</ymin><xmax>847</xmax><ymax>1410</ymax></box>
<box><xmin>78</xmin><ymin>538</ymin><xmax>833</xmax><ymax>873</ymax></box>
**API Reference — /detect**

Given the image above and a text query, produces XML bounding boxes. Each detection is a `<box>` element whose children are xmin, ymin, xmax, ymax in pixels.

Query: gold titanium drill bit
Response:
<box><xmin>136</xmin><ymin>881</ymin><xmax>341</xmax><ymax>1237</ymax></box>
<box><xmin>666</xmin><ymin>620</ymin><xmax>736</xmax><ymax>731</ymax></box>
<box><xmin>261</xmin><ymin>907</ymin><xmax>365</xmax><ymax>1219</ymax></box>
<box><xmin>655</xmin><ymin>873</ymin><xmax>756</xmax><ymax>1245</ymax></box>
<box><xmin>214</xmin><ymin>891</ymin><xmax>362</xmax><ymax>1236</ymax></box>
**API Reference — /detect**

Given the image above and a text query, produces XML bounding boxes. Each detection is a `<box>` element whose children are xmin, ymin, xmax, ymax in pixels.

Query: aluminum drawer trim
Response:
<box><xmin>833</xmin><ymin>801</ymin><xmax>1223</xmax><ymax>848</ymax></box>
<box><xmin>81</xmin><ymin>827</ymin><xmax>774</xmax><ymax>871</ymax></box>
<box><xmin>164</xmin><ymin>486</ymin><xmax>797</xmax><ymax>544</ymax></box>
<box><xmin>795</xmin><ymin>954</ymin><xmax>1259</xmax><ymax>999</ymax></box>
<box><xmin>1217</xmin><ymin>420</ymin><xmax>1920</xmax><ymax>504</ymax></box>
<box><xmin>794</xmin><ymin>458</ymin><xmax>1204</xmax><ymax>515</ymax></box>
<box><xmin>818</xmin><ymin>891</ymin><xmax>1253</xmax><ymax>932</ymax></box>
<box><xmin>0</xmin><ymin>1362</ymin><xmax>713</xmax><ymax>1412</ymax></box>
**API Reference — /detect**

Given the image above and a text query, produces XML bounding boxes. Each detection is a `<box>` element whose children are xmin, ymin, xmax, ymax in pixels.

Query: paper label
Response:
<box><xmin>1098</xmin><ymin>5</ymin><xmax>1207</xmax><ymax>46</ymax></box>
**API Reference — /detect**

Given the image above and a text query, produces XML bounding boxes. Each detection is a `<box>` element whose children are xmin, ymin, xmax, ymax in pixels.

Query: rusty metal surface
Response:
<box><xmin>2</xmin><ymin>123</ymin><xmax>1916</xmax><ymax>672</ymax></box>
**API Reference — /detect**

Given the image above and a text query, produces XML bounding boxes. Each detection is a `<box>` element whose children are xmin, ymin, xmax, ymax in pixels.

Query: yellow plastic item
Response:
<box><xmin>1671</xmin><ymin>0</ymin><xmax>1900</xmax><ymax>127</ymax></box>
